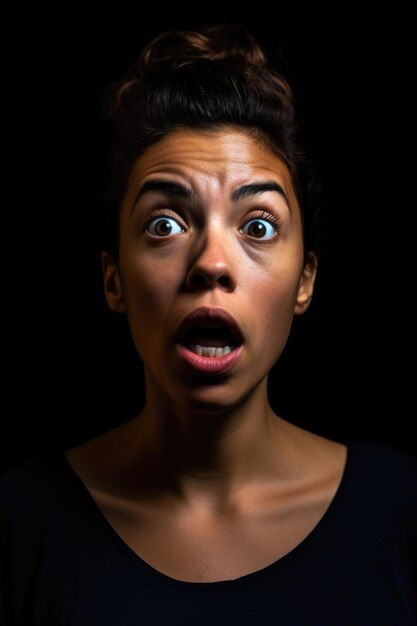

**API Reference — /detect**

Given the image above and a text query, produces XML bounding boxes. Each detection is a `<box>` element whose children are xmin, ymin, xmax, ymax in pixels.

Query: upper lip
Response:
<box><xmin>175</xmin><ymin>306</ymin><xmax>244</xmax><ymax>345</ymax></box>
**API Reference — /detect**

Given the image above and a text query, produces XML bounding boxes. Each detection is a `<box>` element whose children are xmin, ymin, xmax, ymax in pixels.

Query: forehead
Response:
<box><xmin>125</xmin><ymin>127</ymin><xmax>296</xmax><ymax>200</ymax></box>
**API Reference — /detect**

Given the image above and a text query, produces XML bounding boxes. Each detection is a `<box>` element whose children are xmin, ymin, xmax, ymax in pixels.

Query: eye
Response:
<box><xmin>240</xmin><ymin>218</ymin><xmax>277</xmax><ymax>240</ymax></box>
<box><xmin>146</xmin><ymin>216</ymin><xmax>184</xmax><ymax>237</ymax></box>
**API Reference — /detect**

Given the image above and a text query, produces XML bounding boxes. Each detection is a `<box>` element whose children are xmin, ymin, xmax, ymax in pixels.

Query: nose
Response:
<box><xmin>186</xmin><ymin>228</ymin><xmax>237</xmax><ymax>292</ymax></box>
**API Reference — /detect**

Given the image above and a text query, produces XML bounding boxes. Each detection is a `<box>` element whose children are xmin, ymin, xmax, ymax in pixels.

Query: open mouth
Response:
<box><xmin>175</xmin><ymin>308</ymin><xmax>244</xmax><ymax>373</ymax></box>
<box><xmin>181</xmin><ymin>324</ymin><xmax>238</xmax><ymax>358</ymax></box>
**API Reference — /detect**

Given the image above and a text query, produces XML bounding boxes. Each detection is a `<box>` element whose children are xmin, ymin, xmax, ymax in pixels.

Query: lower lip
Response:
<box><xmin>176</xmin><ymin>344</ymin><xmax>243</xmax><ymax>374</ymax></box>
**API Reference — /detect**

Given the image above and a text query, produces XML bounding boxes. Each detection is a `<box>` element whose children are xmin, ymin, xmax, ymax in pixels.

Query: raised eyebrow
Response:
<box><xmin>231</xmin><ymin>182</ymin><xmax>290</xmax><ymax>211</ymax></box>
<box><xmin>132</xmin><ymin>180</ymin><xmax>194</xmax><ymax>210</ymax></box>
<box><xmin>132</xmin><ymin>179</ymin><xmax>290</xmax><ymax>212</ymax></box>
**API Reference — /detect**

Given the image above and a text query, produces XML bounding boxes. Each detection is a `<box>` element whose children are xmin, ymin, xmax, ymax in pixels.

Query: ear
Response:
<box><xmin>101</xmin><ymin>250</ymin><xmax>126</xmax><ymax>313</ymax></box>
<box><xmin>294</xmin><ymin>252</ymin><xmax>318</xmax><ymax>315</ymax></box>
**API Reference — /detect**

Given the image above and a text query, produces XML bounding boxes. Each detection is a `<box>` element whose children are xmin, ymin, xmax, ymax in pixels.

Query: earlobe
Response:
<box><xmin>101</xmin><ymin>250</ymin><xmax>126</xmax><ymax>313</ymax></box>
<box><xmin>294</xmin><ymin>253</ymin><xmax>318</xmax><ymax>315</ymax></box>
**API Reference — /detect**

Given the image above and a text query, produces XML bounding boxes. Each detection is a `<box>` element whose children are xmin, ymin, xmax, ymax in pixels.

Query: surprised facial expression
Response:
<box><xmin>102</xmin><ymin>127</ymin><xmax>316</xmax><ymax>412</ymax></box>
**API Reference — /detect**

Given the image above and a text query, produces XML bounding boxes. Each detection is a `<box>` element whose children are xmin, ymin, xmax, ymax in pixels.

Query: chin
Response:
<box><xmin>174</xmin><ymin>378</ymin><xmax>258</xmax><ymax>415</ymax></box>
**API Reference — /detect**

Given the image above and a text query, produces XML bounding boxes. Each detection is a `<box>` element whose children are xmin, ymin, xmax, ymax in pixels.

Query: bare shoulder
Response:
<box><xmin>276</xmin><ymin>418</ymin><xmax>348</xmax><ymax>489</ymax></box>
<box><xmin>279</xmin><ymin>417</ymin><xmax>344</xmax><ymax>449</ymax></box>
<box><xmin>64</xmin><ymin>416</ymin><xmax>140</xmax><ymax>490</ymax></box>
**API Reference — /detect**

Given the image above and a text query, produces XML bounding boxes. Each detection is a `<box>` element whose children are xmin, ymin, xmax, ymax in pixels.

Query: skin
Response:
<box><xmin>106</xmin><ymin>126</ymin><xmax>314</xmax><ymax>413</ymax></box>
<box><xmin>66</xmin><ymin>126</ymin><xmax>347</xmax><ymax>582</ymax></box>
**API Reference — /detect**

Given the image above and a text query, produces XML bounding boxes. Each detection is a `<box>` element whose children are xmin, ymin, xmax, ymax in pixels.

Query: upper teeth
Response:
<box><xmin>189</xmin><ymin>345</ymin><xmax>233</xmax><ymax>357</ymax></box>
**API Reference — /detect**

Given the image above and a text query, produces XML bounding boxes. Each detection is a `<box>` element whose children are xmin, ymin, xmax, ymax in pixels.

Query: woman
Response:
<box><xmin>1</xmin><ymin>24</ymin><xmax>416</xmax><ymax>626</ymax></box>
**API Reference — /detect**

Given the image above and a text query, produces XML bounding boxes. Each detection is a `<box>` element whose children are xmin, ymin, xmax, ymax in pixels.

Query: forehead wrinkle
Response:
<box><xmin>131</xmin><ymin>133</ymin><xmax>284</xmax><ymax>182</ymax></box>
<box><xmin>124</xmin><ymin>129</ymin><xmax>299</xmax><ymax>215</ymax></box>
<box><xmin>131</xmin><ymin>159</ymin><xmax>291</xmax><ymax>200</ymax></box>
<box><xmin>130</xmin><ymin>161</ymin><xmax>230</xmax><ymax>204</ymax></box>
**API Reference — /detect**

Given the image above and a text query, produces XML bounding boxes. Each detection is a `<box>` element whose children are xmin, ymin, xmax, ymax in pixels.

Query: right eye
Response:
<box><xmin>146</xmin><ymin>216</ymin><xmax>184</xmax><ymax>237</ymax></box>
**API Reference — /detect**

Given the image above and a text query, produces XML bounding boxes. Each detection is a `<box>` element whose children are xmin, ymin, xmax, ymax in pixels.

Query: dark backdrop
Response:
<box><xmin>2</xmin><ymin>6</ymin><xmax>415</xmax><ymax>473</ymax></box>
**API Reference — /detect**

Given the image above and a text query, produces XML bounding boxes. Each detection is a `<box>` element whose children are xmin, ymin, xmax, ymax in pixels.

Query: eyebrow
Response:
<box><xmin>133</xmin><ymin>180</ymin><xmax>194</xmax><ymax>209</ymax></box>
<box><xmin>132</xmin><ymin>179</ymin><xmax>290</xmax><ymax>212</ymax></box>
<box><xmin>231</xmin><ymin>181</ymin><xmax>290</xmax><ymax>210</ymax></box>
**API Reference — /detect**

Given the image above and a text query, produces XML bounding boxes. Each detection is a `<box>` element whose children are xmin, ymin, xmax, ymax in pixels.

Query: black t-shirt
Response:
<box><xmin>1</xmin><ymin>441</ymin><xmax>416</xmax><ymax>626</ymax></box>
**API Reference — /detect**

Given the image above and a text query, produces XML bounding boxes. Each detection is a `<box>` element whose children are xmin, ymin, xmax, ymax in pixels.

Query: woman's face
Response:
<box><xmin>102</xmin><ymin>127</ymin><xmax>316</xmax><ymax>412</ymax></box>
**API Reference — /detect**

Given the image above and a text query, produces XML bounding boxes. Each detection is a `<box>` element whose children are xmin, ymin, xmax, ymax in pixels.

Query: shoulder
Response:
<box><xmin>0</xmin><ymin>452</ymin><xmax>63</xmax><ymax>491</ymax></box>
<box><xmin>347</xmin><ymin>440</ymin><xmax>417</xmax><ymax>487</ymax></box>
<box><xmin>343</xmin><ymin>440</ymin><xmax>417</xmax><ymax>525</ymax></box>
<box><xmin>0</xmin><ymin>452</ymin><xmax>72</xmax><ymax>525</ymax></box>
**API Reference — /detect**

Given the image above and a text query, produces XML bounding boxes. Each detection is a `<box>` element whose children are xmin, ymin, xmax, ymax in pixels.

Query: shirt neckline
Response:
<box><xmin>58</xmin><ymin>440</ymin><xmax>352</xmax><ymax>590</ymax></box>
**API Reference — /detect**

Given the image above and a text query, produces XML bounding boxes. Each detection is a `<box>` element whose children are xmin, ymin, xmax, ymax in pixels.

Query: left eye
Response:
<box><xmin>147</xmin><ymin>217</ymin><xmax>184</xmax><ymax>237</ymax></box>
<box><xmin>241</xmin><ymin>219</ymin><xmax>277</xmax><ymax>240</ymax></box>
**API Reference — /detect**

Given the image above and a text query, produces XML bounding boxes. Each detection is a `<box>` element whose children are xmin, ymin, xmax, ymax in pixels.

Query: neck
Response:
<box><xmin>127</xmin><ymin>372</ymin><xmax>288</xmax><ymax>506</ymax></box>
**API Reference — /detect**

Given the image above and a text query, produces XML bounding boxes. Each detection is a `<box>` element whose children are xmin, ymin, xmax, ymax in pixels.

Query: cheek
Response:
<box><xmin>119</xmin><ymin>253</ymin><xmax>183</xmax><ymax>344</ymax></box>
<box><xmin>249</xmin><ymin>261</ymin><xmax>301</xmax><ymax>351</ymax></box>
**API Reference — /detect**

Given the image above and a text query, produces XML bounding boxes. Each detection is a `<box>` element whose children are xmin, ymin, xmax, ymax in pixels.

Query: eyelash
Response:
<box><xmin>144</xmin><ymin>208</ymin><xmax>281</xmax><ymax>237</ymax></box>
<box><xmin>144</xmin><ymin>208</ymin><xmax>184</xmax><ymax>228</ymax></box>
<box><xmin>249</xmin><ymin>210</ymin><xmax>280</xmax><ymax>227</ymax></box>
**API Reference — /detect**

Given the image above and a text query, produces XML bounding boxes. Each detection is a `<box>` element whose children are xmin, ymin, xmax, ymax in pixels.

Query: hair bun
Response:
<box><xmin>106</xmin><ymin>24</ymin><xmax>292</xmax><ymax>119</ymax></box>
<box><xmin>139</xmin><ymin>23</ymin><xmax>269</xmax><ymax>75</ymax></box>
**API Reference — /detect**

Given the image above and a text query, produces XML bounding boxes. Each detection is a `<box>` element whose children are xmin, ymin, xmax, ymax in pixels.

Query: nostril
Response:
<box><xmin>188</xmin><ymin>273</ymin><xmax>232</xmax><ymax>290</ymax></box>
<box><xmin>189</xmin><ymin>274</ymin><xmax>207</xmax><ymax>290</ymax></box>
<box><xmin>218</xmin><ymin>276</ymin><xmax>230</xmax><ymax>288</ymax></box>
<box><xmin>186</xmin><ymin>264</ymin><xmax>236</xmax><ymax>292</ymax></box>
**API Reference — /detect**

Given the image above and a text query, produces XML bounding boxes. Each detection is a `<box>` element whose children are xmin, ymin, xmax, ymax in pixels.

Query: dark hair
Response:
<box><xmin>98</xmin><ymin>23</ymin><xmax>322</xmax><ymax>266</ymax></box>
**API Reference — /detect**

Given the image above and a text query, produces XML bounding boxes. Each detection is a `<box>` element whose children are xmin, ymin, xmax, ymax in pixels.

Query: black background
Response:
<box><xmin>2</xmin><ymin>6</ymin><xmax>416</xmax><ymax>473</ymax></box>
